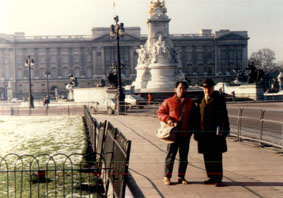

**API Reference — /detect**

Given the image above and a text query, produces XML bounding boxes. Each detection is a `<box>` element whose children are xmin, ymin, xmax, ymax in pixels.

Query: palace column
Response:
<box><xmin>92</xmin><ymin>46</ymin><xmax>106</xmax><ymax>79</ymax></box>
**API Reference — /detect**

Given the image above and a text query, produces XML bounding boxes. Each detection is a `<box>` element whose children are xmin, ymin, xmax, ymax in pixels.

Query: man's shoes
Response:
<box><xmin>215</xmin><ymin>181</ymin><xmax>225</xmax><ymax>187</ymax></box>
<box><xmin>177</xmin><ymin>177</ymin><xmax>189</xmax><ymax>184</ymax></box>
<box><xmin>203</xmin><ymin>179</ymin><xmax>217</xmax><ymax>184</ymax></box>
<box><xmin>163</xmin><ymin>177</ymin><xmax>171</xmax><ymax>185</ymax></box>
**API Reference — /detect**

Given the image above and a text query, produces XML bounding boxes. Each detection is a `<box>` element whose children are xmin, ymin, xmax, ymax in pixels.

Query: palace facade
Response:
<box><xmin>0</xmin><ymin>27</ymin><xmax>248</xmax><ymax>99</ymax></box>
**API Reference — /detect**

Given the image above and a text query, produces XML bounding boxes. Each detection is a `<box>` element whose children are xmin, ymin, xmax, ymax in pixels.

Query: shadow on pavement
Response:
<box><xmin>170</xmin><ymin>181</ymin><xmax>204</xmax><ymax>185</ymax></box>
<box><xmin>172</xmin><ymin>181</ymin><xmax>283</xmax><ymax>187</ymax></box>
<box><xmin>129</xmin><ymin>168</ymin><xmax>165</xmax><ymax>198</ymax></box>
<box><xmin>224</xmin><ymin>182</ymin><xmax>283</xmax><ymax>186</ymax></box>
<box><xmin>126</xmin><ymin>173</ymin><xmax>146</xmax><ymax>198</ymax></box>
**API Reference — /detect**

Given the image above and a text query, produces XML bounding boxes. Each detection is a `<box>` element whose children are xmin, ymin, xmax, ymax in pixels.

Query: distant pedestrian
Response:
<box><xmin>194</xmin><ymin>79</ymin><xmax>230</xmax><ymax>187</ymax></box>
<box><xmin>231</xmin><ymin>91</ymin><xmax>235</xmax><ymax>101</ymax></box>
<box><xmin>219</xmin><ymin>88</ymin><xmax>224</xmax><ymax>96</ymax></box>
<box><xmin>43</xmin><ymin>96</ymin><xmax>50</xmax><ymax>107</ymax></box>
<box><xmin>157</xmin><ymin>81</ymin><xmax>198</xmax><ymax>185</ymax></box>
<box><xmin>147</xmin><ymin>93</ymin><xmax>153</xmax><ymax>105</ymax></box>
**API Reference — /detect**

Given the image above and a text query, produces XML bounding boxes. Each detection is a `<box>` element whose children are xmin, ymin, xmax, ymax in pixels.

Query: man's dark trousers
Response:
<box><xmin>165</xmin><ymin>134</ymin><xmax>192</xmax><ymax>178</ymax></box>
<box><xmin>203</xmin><ymin>152</ymin><xmax>223</xmax><ymax>181</ymax></box>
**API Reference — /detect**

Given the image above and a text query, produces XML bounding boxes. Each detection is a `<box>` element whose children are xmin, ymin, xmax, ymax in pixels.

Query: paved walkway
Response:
<box><xmin>94</xmin><ymin>114</ymin><xmax>283</xmax><ymax>198</ymax></box>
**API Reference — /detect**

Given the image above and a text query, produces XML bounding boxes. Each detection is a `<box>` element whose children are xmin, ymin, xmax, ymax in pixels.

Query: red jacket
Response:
<box><xmin>157</xmin><ymin>95</ymin><xmax>194</xmax><ymax>131</ymax></box>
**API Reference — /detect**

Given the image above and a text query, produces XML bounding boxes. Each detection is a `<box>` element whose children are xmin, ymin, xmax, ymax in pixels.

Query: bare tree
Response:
<box><xmin>249</xmin><ymin>48</ymin><xmax>276</xmax><ymax>71</ymax></box>
<box><xmin>277</xmin><ymin>61</ymin><xmax>283</xmax><ymax>71</ymax></box>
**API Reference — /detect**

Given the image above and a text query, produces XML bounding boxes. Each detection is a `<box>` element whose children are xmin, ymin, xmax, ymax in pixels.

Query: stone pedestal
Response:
<box><xmin>132</xmin><ymin>65</ymin><xmax>149</xmax><ymax>90</ymax></box>
<box><xmin>67</xmin><ymin>89</ymin><xmax>74</xmax><ymax>101</ymax></box>
<box><xmin>146</xmin><ymin>64</ymin><xmax>176</xmax><ymax>90</ymax></box>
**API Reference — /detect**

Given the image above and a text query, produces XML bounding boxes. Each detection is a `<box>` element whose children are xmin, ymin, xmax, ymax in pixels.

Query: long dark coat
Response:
<box><xmin>195</xmin><ymin>91</ymin><xmax>230</xmax><ymax>153</ymax></box>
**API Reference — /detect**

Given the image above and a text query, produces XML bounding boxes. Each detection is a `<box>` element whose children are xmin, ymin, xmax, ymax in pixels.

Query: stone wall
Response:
<box><xmin>215</xmin><ymin>83</ymin><xmax>264</xmax><ymax>100</ymax></box>
<box><xmin>73</xmin><ymin>87</ymin><xmax>116</xmax><ymax>103</ymax></box>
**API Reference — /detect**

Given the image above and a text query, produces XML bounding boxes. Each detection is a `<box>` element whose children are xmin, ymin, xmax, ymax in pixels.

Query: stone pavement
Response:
<box><xmin>94</xmin><ymin>114</ymin><xmax>283</xmax><ymax>198</ymax></box>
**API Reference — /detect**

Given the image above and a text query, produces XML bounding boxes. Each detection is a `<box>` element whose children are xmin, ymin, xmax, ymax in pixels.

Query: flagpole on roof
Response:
<box><xmin>112</xmin><ymin>0</ymin><xmax>118</xmax><ymax>17</ymax></box>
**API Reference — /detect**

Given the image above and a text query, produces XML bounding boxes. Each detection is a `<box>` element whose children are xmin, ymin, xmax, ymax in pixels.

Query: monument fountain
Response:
<box><xmin>132</xmin><ymin>0</ymin><xmax>185</xmax><ymax>94</ymax></box>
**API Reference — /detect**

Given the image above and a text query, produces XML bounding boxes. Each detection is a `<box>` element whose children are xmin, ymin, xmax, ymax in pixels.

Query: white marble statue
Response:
<box><xmin>132</xmin><ymin>0</ymin><xmax>178</xmax><ymax>91</ymax></box>
<box><xmin>150</xmin><ymin>50</ymin><xmax>157</xmax><ymax>64</ymax></box>
<box><xmin>150</xmin><ymin>34</ymin><xmax>174</xmax><ymax>64</ymax></box>
<box><xmin>278</xmin><ymin>72</ymin><xmax>283</xmax><ymax>90</ymax></box>
<box><xmin>136</xmin><ymin>45</ymin><xmax>147</xmax><ymax>65</ymax></box>
<box><xmin>154</xmin><ymin>35</ymin><xmax>164</xmax><ymax>55</ymax></box>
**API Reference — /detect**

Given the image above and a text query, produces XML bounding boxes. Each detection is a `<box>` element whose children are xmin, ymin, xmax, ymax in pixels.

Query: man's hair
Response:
<box><xmin>175</xmin><ymin>81</ymin><xmax>188</xmax><ymax>89</ymax></box>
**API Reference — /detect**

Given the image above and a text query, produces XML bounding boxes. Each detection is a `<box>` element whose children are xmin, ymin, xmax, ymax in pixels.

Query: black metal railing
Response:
<box><xmin>0</xmin><ymin>153</ymin><xmax>108</xmax><ymax>197</ymax></box>
<box><xmin>83</xmin><ymin>106</ymin><xmax>132</xmax><ymax>198</ymax></box>
<box><xmin>228</xmin><ymin>106</ymin><xmax>283</xmax><ymax>148</ymax></box>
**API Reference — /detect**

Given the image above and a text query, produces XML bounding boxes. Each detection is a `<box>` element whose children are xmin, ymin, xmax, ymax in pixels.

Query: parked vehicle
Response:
<box><xmin>90</xmin><ymin>98</ymin><xmax>116</xmax><ymax>114</ymax></box>
<box><xmin>10</xmin><ymin>98</ymin><xmax>22</xmax><ymax>103</ymax></box>
<box><xmin>125</xmin><ymin>94</ymin><xmax>146</xmax><ymax>109</ymax></box>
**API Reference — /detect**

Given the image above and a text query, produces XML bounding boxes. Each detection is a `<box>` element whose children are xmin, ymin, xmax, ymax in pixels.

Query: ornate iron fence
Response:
<box><xmin>0</xmin><ymin>153</ymin><xmax>108</xmax><ymax>197</ymax></box>
<box><xmin>83</xmin><ymin>106</ymin><xmax>132</xmax><ymax>198</ymax></box>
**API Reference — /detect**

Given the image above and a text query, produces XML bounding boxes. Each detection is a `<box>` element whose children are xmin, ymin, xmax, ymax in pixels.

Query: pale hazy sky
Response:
<box><xmin>0</xmin><ymin>0</ymin><xmax>282</xmax><ymax>61</ymax></box>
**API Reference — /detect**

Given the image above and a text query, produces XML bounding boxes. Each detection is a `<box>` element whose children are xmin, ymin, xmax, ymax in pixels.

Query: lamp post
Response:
<box><xmin>110</xmin><ymin>15</ymin><xmax>125</xmax><ymax>114</ymax></box>
<box><xmin>25</xmin><ymin>56</ymin><xmax>34</xmax><ymax>109</ymax></box>
<box><xmin>45</xmin><ymin>71</ymin><xmax>50</xmax><ymax>99</ymax></box>
<box><xmin>44</xmin><ymin>71</ymin><xmax>51</xmax><ymax>109</ymax></box>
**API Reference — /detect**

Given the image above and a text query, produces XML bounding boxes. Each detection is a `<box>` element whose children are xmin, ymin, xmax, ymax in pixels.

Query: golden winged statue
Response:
<box><xmin>149</xmin><ymin>0</ymin><xmax>166</xmax><ymax>16</ymax></box>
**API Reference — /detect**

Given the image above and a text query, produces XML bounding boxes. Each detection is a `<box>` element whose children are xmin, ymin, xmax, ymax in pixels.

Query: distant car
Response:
<box><xmin>11</xmin><ymin>98</ymin><xmax>22</xmax><ymax>103</ymax></box>
<box><xmin>90</xmin><ymin>98</ymin><xmax>116</xmax><ymax>114</ymax></box>
<box><xmin>125</xmin><ymin>94</ymin><xmax>146</xmax><ymax>109</ymax></box>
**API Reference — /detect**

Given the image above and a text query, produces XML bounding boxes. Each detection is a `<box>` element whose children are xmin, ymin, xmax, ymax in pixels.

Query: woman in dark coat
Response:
<box><xmin>195</xmin><ymin>79</ymin><xmax>230</xmax><ymax>187</ymax></box>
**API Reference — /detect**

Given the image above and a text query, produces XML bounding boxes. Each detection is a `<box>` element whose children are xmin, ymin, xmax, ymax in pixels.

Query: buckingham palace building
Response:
<box><xmin>0</xmin><ymin>27</ymin><xmax>248</xmax><ymax>100</ymax></box>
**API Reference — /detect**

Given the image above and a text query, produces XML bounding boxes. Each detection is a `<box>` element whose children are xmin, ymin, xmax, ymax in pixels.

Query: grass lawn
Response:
<box><xmin>0</xmin><ymin>116</ymin><xmax>103</xmax><ymax>197</ymax></box>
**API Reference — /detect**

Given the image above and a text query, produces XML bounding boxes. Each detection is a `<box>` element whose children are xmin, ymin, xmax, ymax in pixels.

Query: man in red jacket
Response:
<box><xmin>157</xmin><ymin>81</ymin><xmax>197</xmax><ymax>185</ymax></box>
